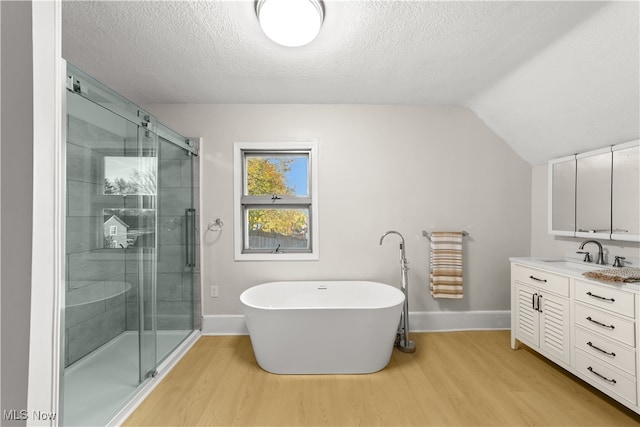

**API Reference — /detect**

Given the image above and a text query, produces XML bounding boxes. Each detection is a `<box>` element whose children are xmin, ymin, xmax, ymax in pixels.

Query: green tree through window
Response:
<box><xmin>246</xmin><ymin>157</ymin><xmax>308</xmax><ymax>238</ymax></box>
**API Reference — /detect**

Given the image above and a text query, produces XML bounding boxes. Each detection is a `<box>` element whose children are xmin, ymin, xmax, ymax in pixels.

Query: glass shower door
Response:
<box><xmin>155</xmin><ymin>133</ymin><xmax>196</xmax><ymax>362</ymax></box>
<box><xmin>64</xmin><ymin>65</ymin><xmax>158</xmax><ymax>426</ymax></box>
<box><xmin>63</xmin><ymin>63</ymin><xmax>197</xmax><ymax>426</ymax></box>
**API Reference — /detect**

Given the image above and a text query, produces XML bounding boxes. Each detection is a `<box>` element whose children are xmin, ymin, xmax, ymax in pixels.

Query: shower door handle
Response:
<box><xmin>185</xmin><ymin>208</ymin><xmax>196</xmax><ymax>267</ymax></box>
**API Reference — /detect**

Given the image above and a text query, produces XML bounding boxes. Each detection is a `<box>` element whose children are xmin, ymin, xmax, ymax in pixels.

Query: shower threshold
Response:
<box><xmin>63</xmin><ymin>330</ymin><xmax>190</xmax><ymax>427</ymax></box>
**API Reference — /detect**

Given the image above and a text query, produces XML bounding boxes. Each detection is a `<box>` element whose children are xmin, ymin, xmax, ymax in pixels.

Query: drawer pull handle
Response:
<box><xmin>587</xmin><ymin>341</ymin><xmax>616</xmax><ymax>357</ymax></box>
<box><xmin>587</xmin><ymin>366</ymin><xmax>617</xmax><ymax>384</ymax></box>
<box><xmin>586</xmin><ymin>316</ymin><xmax>615</xmax><ymax>330</ymax></box>
<box><xmin>586</xmin><ymin>292</ymin><xmax>615</xmax><ymax>303</ymax></box>
<box><xmin>529</xmin><ymin>275</ymin><xmax>547</xmax><ymax>283</ymax></box>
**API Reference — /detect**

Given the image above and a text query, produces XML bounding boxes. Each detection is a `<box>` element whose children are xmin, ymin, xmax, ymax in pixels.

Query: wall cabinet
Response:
<box><xmin>548</xmin><ymin>155</ymin><xmax>576</xmax><ymax>236</ymax></box>
<box><xmin>612</xmin><ymin>142</ymin><xmax>640</xmax><ymax>241</ymax></box>
<box><xmin>576</xmin><ymin>148</ymin><xmax>611</xmax><ymax>240</ymax></box>
<box><xmin>548</xmin><ymin>139</ymin><xmax>640</xmax><ymax>242</ymax></box>
<box><xmin>511</xmin><ymin>259</ymin><xmax>640</xmax><ymax>415</ymax></box>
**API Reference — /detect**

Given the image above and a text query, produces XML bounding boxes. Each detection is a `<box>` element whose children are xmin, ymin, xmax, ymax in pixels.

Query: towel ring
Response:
<box><xmin>207</xmin><ymin>218</ymin><xmax>224</xmax><ymax>232</ymax></box>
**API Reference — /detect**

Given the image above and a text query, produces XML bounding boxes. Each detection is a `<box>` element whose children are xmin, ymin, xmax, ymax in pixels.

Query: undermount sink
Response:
<box><xmin>537</xmin><ymin>259</ymin><xmax>603</xmax><ymax>272</ymax></box>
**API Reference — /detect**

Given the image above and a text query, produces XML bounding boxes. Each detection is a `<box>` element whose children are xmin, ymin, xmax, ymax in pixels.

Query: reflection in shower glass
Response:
<box><xmin>104</xmin><ymin>156</ymin><xmax>157</xmax><ymax>196</ymax></box>
<box><xmin>103</xmin><ymin>209</ymin><xmax>155</xmax><ymax>249</ymax></box>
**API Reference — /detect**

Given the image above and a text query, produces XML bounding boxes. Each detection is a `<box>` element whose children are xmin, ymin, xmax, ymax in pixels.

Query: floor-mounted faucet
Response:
<box><xmin>380</xmin><ymin>231</ymin><xmax>416</xmax><ymax>353</ymax></box>
<box><xmin>577</xmin><ymin>239</ymin><xmax>606</xmax><ymax>265</ymax></box>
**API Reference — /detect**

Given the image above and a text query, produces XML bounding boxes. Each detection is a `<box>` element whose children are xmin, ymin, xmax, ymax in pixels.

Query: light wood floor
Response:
<box><xmin>124</xmin><ymin>331</ymin><xmax>640</xmax><ymax>426</ymax></box>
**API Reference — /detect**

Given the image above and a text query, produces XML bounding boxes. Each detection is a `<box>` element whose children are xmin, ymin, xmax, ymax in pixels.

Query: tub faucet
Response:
<box><xmin>380</xmin><ymin>230</ymin><xmax>415</xmax><ymax>353</ymax></box>
<box><xmin>379</xmin><ymin>231</ymin><xmax>407</xmax><ymax>266</ymax></box>
<box><xmin>578</xmin><ymin>239</ymin><xmax>606</xmax><ymax>265</ymax></box>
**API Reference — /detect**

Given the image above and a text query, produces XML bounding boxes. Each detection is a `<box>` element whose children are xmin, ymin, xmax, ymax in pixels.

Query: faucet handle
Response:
<box><xmin>613</xmin><ymin>256</ymin><xmax>626</xmax><ymax>268</ymax></box>
<box><xmin>576</xmin><ymin>251</ymin><xmax>592</xmax><ymax>263</ymax></box>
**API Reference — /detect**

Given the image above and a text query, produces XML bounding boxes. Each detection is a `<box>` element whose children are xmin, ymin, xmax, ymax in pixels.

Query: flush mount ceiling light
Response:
<box><xmin>256</xmin><ymin>0</ymin><xmax>324</xmax><ymax>47</ymax></box>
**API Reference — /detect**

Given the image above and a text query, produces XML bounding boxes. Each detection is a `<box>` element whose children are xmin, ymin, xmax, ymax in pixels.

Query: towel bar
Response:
<box><xmin>422</xmin><ymin>230</ymin><xmax>469</xmax><ymax>241</ymax></box>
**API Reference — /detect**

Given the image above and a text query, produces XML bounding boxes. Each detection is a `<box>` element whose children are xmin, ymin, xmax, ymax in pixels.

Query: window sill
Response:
<box><xmin>234</xmin><ymin>252</ymin><xmax>319</xmax><ymax>262</ymax></box>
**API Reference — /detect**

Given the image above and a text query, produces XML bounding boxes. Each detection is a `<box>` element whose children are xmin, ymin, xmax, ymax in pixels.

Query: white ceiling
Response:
<box><xmin>62</xmin><ymin>0</ymin><xmax>639</xmax><ymax>166</ymax></box>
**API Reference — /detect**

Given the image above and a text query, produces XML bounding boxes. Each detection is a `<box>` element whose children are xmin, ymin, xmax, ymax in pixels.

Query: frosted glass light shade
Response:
<box><xmin>256</xmin><ymin>0</ymin><xmax>324</xmax><ymax>47</ymax></box>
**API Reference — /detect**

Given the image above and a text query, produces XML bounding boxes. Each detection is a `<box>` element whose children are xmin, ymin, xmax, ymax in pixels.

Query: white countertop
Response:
<box><xmin>510</xmin><ymin>257</ymin><xmax>640</xmax><ymax>293</ymax></box>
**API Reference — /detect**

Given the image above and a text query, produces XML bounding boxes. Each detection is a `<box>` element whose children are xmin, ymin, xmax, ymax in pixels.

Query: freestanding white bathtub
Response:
<box><xmin>240</xmin><ymin>281</ymin><xmax>404</xmax><ymax>374</ymax></box>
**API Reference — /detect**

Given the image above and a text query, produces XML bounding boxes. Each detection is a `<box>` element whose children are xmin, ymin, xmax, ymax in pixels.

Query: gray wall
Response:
<box><xmin>1</xmin><ymin>1</ymin><xmax>33</xmax><ymax>425</ymax></box>
<box><xmin>145</xmin><ymin>104</ymin><xmax>533</xmax><ymax>317</ymax></box>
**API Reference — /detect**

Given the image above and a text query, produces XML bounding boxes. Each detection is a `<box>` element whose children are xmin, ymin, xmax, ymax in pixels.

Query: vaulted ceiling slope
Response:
<box><xmin>62</xmin><ymin>1</ymin><xmax>639</xmax><ymax>166</ymax></box>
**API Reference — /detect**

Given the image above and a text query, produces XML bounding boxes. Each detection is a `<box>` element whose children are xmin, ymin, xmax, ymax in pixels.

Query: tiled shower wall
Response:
<box><xmin>65</xmin><ymin>115</ymin><xmax>130</xmax><ymax>366</ymax></box>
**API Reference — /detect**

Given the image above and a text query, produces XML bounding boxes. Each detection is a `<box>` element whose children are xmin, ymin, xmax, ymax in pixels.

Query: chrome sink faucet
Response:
<box><xmin>577</xmin><ymin>240</ymin><xmax>606</xmax><ymax>265</ymax></box>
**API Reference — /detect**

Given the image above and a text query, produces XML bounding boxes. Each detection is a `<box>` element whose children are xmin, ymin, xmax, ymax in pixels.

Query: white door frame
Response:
<box><xmin>27</xmin><ymin>1</ymin><xmax>64</xmax><ymax>425</ymax></box>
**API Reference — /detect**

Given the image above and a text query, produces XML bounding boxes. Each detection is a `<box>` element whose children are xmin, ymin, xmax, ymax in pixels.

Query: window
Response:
<box><xmin>234</xmin><ymin>141</ymin><xmax>318</xmax><ymax>260</ymax></box>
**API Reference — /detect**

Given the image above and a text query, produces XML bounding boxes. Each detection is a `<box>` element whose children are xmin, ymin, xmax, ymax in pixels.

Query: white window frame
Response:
<box><xmin>233</xmin><ymin>141</ymin><xmax>319</xmax><ymax>261</ymax></box>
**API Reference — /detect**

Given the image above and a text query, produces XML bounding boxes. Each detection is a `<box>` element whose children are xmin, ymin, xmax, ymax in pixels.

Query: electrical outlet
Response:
<box><xmin>210</xmin><ymin>285</ymin><xmax>219</xmax><ymax>298</ymax></box>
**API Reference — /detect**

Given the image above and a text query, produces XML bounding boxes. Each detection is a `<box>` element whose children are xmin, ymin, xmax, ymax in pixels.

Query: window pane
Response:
<box><xmin>246</xmin><ymin>208</ymin><xmax>309</xmax><ymax>250</ymax></box>
<box><xmin>245</xmin><ymin>154</ymin><xmax>308</xmax><ymax>197</ymax></box>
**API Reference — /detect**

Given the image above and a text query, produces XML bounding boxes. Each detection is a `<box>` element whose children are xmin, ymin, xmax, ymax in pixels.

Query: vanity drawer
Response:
<box><xmin>575</xmin><ymin>280</ymin><xmax>635</xmax><ymax>318</ymax></box>
<box><xmin>574</xmin><ymin>303</ymin><xmax>635</xmax><ymax>347</ymax></box>
<box><xmin>575</xmin><ymin>326</ymin><xmax>636</xmax><ymax>376</ymax></box>
<box><xmin>575</xmin><ymin>350</ymin><xmax>637</xmax><ymax>405</ymax></box>
<box><xmin>512</xmin><ymin>265</ymin><xmax>569</xmax><ymax>297</ymax></box>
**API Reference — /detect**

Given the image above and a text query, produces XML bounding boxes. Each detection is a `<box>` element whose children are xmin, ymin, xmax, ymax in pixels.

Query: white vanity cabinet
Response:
<box><xmin>510</xmin><ymin>258</ymin><xmax>640</xmax><ymax>415</ymax></box>
<box><xmin>512</xmin><ymin>264</ymin><xmax>571</xmax><ymax>366</ymax></box>
<box><xmin>573</xmin><ymin>280</ymin><xmax>637</xmax><ymax>406</ymax></box>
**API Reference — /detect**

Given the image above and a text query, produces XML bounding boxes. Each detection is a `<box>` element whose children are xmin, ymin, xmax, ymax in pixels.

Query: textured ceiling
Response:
<box><xmin>62</xmin><ymin>0</ymin><xmax>639</xmax><ymax>165</ymax></box>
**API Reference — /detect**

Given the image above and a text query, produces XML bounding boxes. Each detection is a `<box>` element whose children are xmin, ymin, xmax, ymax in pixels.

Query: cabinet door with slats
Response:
<box><xmin>539</xmin><ymin>293</ymin><xmax>571</xmax><ymax>365</ymax></box>
<box><xmin>515</xmin><ymin>283</ymin><xmax>539</xmax><ymax>348</ymax></box>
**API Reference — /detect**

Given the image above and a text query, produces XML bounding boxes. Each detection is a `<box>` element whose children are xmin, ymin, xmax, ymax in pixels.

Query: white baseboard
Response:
<box><xmin>408</xmin><ymin>310</ymin><xmax>510</xmax><ymax>332</ymax></box>
<box><xmin>201</xmin><ymin>311</ymin><xmax>510</xmax><ymax>335</ymax></box>
<box><xmin>202</xmin><ymin>314</ymin><xmax>249</xmax><ymax>335</ymax></box>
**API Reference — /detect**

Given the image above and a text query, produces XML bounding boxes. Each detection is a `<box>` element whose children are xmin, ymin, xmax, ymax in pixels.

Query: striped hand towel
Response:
<box><xmin>430</xmin><ymin>231</ymin><xmax>464</xmax><ymax>299</ymax></box>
